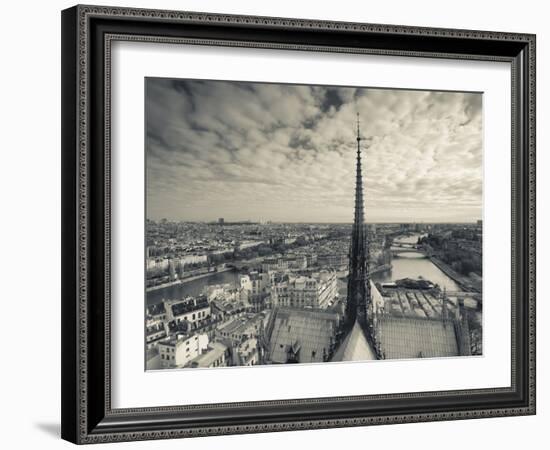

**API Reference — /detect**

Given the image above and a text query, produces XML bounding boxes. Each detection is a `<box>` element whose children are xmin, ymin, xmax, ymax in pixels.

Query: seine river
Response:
<box><xmin>371</xmin><ymin>255</ymin><xmax>459</xmax><ymax>290</ymax></box>
<box><xmin>146</xmin><ymin>234</ymin><xmax>459</xmax><ymax>306</ymax></box>
<box><xmin>147</xmin><ymin>270</ymin><xmax>240</xmax><ymax>306</ymax></box>
<box><xmin>371</xmin><ymin>233</ymin><xmax>460</xmax><ymax>291</ymax></box>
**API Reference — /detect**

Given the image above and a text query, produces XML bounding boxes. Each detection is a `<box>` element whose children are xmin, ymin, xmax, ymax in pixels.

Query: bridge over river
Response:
<box><xmin>390</xmin><ymin>242</ymin><xmax>430</xmax><ymax>257</ymax></box>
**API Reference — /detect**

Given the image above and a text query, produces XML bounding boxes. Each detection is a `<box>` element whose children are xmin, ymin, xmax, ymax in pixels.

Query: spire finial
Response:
<box><xmin>356</xmin><ymin>112</ymin><xmax>361</xmax><ymax>142</ymax></box>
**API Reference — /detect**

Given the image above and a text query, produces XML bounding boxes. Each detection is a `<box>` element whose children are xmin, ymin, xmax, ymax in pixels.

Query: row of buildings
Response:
<box><xmin>146</xmin><ymin>256</ymin><xmax>342</xmax><ymax>369</ymax></box>
<box><xmin>145</xmin><ymin>218</ymin><xmax>333</xmax><ymax>275</ymax></box>
<box><xmin>145</xmin><ymin>217</ymin><xmax>398</xmax><ymax>287</ymax></box>
<box><xmin>146</xmin><ymin>295</ymin><xmax>261</xmax><ymax>369</ymax></box>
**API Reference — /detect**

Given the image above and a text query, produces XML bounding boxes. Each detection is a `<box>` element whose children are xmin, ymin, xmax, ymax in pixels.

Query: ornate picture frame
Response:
<box><xmin>61</xmin><ymin>5</ymin><xmax>536</xmax><ymax>444</ymax></box>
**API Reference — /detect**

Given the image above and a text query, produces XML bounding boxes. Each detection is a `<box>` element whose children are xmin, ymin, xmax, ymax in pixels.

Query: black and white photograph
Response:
<box><xmin>144</xmin><ymin>79</ymin><xmax>483</xmax><ymax>370</ymax></box>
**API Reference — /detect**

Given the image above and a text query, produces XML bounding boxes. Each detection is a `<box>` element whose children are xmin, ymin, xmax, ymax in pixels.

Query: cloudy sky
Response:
<box><xmin>146</xmin><ymin>78</ymin><xmax>482</xmax><ymax>223</ymax></box>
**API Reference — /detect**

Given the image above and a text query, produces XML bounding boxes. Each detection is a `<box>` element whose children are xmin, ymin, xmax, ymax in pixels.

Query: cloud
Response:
<box><xmin>146</xmin><ymin>78</ymin><xmax>482</xmax><ymax>223</ymax></box>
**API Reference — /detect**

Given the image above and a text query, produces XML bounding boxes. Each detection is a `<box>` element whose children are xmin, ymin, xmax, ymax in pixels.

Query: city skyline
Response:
<box><xmin>146</xmin><ymin>78</ymin><xmax>482</xmax><ymax>223</ymax></box>
<box><xmin>148</xmin><ymin>218</ymin><xmax>481</xmax><ymax>225</ymax></box>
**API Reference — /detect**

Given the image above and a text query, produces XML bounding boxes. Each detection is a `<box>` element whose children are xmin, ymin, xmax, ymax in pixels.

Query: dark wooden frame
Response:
<box><xmin>61</xmin><ymin>4</ymin><xmax>536</xmax><ymax>444</ymax></box>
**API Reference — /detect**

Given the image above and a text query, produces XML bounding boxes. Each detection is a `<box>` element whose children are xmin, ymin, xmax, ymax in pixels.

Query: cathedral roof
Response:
<box><xmin>331</xmin><ymin>321</ymin><xmax>377</xmax><ymax>362</ymax></box>
<box><xmin>377</xmin><ymin>316</ymin><xmax>459</xmax><ymax>360</ymax></box>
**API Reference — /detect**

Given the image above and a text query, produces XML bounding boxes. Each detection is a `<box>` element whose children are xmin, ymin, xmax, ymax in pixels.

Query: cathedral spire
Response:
<box><xmin>353</xmin><ymin>113</ymin><xmax>365</xmax><ymax>235</ymax></box>
<box><xmin>345</xmin><ymin>114</ymin><xmax>371</xmax><ymax>332</ymax></box>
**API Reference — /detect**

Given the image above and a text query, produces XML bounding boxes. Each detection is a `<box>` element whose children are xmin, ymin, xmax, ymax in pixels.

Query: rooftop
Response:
<box><xmin>376</xmin><ymin>287</ymin><xmax>459</xmax><ymax>320</ymax></box>
<box><xmin>157</xmin><ymin>335</ymin><xmax>179</xmax><ymax>347</ymax></box>
<box><xmin>218</xmin><ymin>314</ymin><xmax>262</xmax><ymax>336</ymax></box>
<box><xmin>377</xmin><ymin>316</ymin><xmax>459</xmax><ymax>359</ymax></box>
<box><xmin>189</xmin><ymin>342</ymin><xmax>228</xmax><ymax>368</ymax></box>
<box><xmin>331</xmin><ymin>321</ymin><xmax>377</xmax><ymax>362</ymax></box>
<box><xmin>171</xmin><ymin>296</ymin><xmax>209</xmax><ymax>316</ymax></box>
<box><xmin>147</xmin><ymin>303</ymin><xmax>165</xmax><ymax>316</ymax></box>
<box><xmin>146</xmin><ymin>323</ymin><xmax>165</xmax><ymax>337</ymax></box>
<box><xmin>268</xmin><ymin>308</ymin><xmax>339</xmax><ymax>364</ymax></box>
<box><xmin>167</xmin><ymin>319</ymin><xmax>190</xmax><ymax>335</ymax></box>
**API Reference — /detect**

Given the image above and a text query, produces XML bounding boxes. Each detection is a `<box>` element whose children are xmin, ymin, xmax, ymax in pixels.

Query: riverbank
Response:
<box><xmin>146</xmin><ymin>279</ymin><xmax>181</xmax><ymax>292</ymax></box>
<box><xmin>146</xmin><ymin>266</ymin><xmax>234</xmax><ymax>293</ymax></box>
<box><xmin>429</xmin><ymin>256</ymin><xmax>480</xmax><ymax>293</ymax></box>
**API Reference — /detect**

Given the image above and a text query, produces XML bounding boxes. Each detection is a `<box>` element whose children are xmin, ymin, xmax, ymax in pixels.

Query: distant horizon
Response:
<box><xmin>147</xmin><ymin>217</ymin><xmax>482</xmax><ymax>225</ymax></box>
<box><xmin>146</xmin><ymin>78</ymin><xmax>482</xmax><ymax>224</ymax></box>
